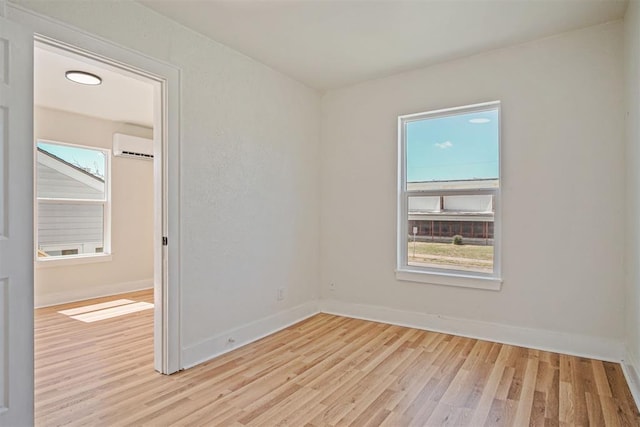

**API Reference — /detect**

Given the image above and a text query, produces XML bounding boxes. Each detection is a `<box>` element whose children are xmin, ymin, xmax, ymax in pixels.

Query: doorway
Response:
<box><xmin>28</xmin><ymin>33</ymin><xmax>179</xmax><ymax>375</ymax></box>
<box><xmin>33</xmin><ymin>40</ymin><xmax>156</xmax><ymax>297</ymax></box>
<box><xmin>1</xmin><ymin>6</ymin><xmax>180</xmax><ymax>422</ymax></box>
<box><xmin>33</xmin><ymin>38</ymin><xmax>160</xmax><ymax>379</ymax></box>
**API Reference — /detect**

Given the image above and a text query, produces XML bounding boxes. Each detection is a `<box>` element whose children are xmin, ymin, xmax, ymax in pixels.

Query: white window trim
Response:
<box><xmin>396</xmin><ymin>101</ymin><xmax>502</xmax><ymax>290</ymax></box>
<box><xmin>36</xmin><ymin>253</ymin><xmax>113</xmax><ymax>268</ymax></box>
<box><xmin>39</xmin><ymin>243</ymin><xmax>83</xmax><ymax>255</ymax></box>
<box><xmin>34</xmin><ymin>139</ymin><xmax>112</xmax><ymax>264</ymax></box>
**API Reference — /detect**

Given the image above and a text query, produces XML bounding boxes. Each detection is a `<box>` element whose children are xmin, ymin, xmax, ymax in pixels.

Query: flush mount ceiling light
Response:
<box><xmin>65</xmin><ymin>70</ymin><xmax>102</xmax><ymax>86</ymax></box>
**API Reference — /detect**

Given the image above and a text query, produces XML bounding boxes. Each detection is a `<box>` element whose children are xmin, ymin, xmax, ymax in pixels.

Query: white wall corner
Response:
<box><xmin>622</xmin><ymin>350</ymin><xmax>640</xmax><ymax>411</ymax></box>
<box><xmin>181</xmin><ymin>301</ymin><xmax>321</xmax><ymax>369</ymax></box>
<box><xmin>35</xmin><ymin>279</ymin><xmax>153</xmax><ymax>308</ymax></box>
<box><xmin>319</xmin><ymin>299</ymin><xmax>625</xmax><ymax>363</ymax></box>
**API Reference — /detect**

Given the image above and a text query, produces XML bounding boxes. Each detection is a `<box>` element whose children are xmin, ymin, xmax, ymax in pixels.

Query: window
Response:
<box><xmin>397</xmin><ymin>102</ymin><xmax>501</xmax><ymax>289</ymax></box>
<box><xmin>36</xmin><ymin>140</ymin><xmax>110</xmax><ymax>260</ymax></box>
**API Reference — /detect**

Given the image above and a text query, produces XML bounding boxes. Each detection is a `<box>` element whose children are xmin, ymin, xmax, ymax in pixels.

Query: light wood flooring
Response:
<box><xmin>35</xmin><ymin>290</ymin><xmax>640</xmax><ymax>426</ymax></box>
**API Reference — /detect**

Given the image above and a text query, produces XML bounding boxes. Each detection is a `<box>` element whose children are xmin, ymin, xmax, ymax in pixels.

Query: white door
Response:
<box><xmin>0</xmin><ymin>16</ymin><xmax>34</xmax><ymax>426</ymax></box>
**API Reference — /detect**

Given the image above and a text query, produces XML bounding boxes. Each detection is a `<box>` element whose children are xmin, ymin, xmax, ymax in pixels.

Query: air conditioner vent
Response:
<box><xmin>119</xmin><ymin>150</ymin><xmax>153</xmax><ymax>159</ymax></box>
<box><xmin>113</xmin><ymin>133</ymin><xmax>153</xmax><ymax>160</ymax></box>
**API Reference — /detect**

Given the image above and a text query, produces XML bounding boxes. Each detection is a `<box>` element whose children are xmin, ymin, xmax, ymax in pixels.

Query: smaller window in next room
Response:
<box><xmin>36</xmin><ymin>140</ymin><xmax>110</xmax><ymax>260</ymax></box>
<box><xmin>397</xmin><ymin>101</ymin><xmax>502</xmax><ymax>289</ymax></box>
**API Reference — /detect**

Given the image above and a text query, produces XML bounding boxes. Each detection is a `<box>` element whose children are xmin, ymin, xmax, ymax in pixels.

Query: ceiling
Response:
<box><xmin>35</xmin><ymin>44</ymin><xmax>154</xmax><ymax>127</ymax></box>
<box><xmin>140</xmin><ymin>0</ymin><xmax>628</xmax><ymax>91</ymax></box>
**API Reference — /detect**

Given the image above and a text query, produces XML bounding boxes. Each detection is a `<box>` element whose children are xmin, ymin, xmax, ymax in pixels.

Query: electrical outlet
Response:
<box><xmin>330</xmin><ymin>283</ymin><xmax>336</xmax><ymax>292</ymax></box>
<box><xmin>277</xmin><ymin>288</ymin><xmax>285</xmax><ymax>301</ymax></box>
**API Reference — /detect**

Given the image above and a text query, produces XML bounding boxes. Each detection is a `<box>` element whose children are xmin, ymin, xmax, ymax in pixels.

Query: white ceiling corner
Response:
<box><xmin>139</xmin><ymin>0</ymin><xmax>628</xmax><ymax>91</ymax></box>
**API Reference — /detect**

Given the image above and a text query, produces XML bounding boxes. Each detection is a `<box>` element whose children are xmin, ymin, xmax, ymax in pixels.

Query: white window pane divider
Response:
<box><xmin>37</xmin><ymin>197</ymin><xmax>106</xmax><ymax>204</ymax></box>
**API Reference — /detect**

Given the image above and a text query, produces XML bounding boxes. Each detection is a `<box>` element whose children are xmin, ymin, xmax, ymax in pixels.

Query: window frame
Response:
<box><xmin>396</xmin><ymin>101</ymin><xmax>502</xmax><ymax>290</ymax></box>
<box><xmin>35</xmin><ymin>139</ymin><xmax>112</xmax><ymax>265</ymax></box>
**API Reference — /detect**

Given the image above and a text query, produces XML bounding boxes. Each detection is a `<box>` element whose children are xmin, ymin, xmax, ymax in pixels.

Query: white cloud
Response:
<box><xmin>469</xmin><ymin>118</ymin><xmax>491</xmax><ymax>124</ymax></box>
<box><xmin>434</xmin><ymin>141</ymin><xmax>453</xmax><ymax>149</ymax></box>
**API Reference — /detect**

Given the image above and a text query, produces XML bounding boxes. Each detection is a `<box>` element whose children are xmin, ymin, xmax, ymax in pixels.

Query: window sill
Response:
<box><xmin>36</xmin><ymin>253</ymin><xmax>113</xmax><ymax>268</ymax></box>
<box><xmin>395</xmin><ymin>268</ymin><xmax>502</xmax><ymax>291</ymax></box>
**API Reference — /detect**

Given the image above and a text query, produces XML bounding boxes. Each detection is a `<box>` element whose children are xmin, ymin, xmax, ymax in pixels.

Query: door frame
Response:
<box><xmin>0</xmin><ymin>12</ymin><xmax>34</xmax><ymax>426</ymax></box>
<box><xmin>7</xmin><ymin>3</ymin><xmax>181</xmax><ymax>374</ymax></box>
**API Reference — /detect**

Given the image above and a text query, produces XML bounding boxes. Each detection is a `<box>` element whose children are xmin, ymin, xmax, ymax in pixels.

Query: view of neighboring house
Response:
<box><xmin>36</xmin><ymin>147</ymin><xmax>105</xmax><ymax>256</ymax></box>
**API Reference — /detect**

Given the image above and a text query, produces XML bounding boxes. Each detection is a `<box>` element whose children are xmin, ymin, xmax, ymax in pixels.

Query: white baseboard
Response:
<box><xmin>182</xmin><ymin>301</ymin><xmax>320</xmax><ymax>369</ymax></box>
<box><xmin>35</xmin><ymin>279</ymin><xmax>153</xmax><ymax>308</ymax></box>
<box><xmin>622</xmin><ymin>350</ymin><xmax>640</xmax><ymax>410</ymax></box>
<box><xmin>319</xmin><ymin>299</ymin><xmax>625</xmax><ymax>363</ymax></box>
<box><xmin>180</xmin><ymin>297</ymin><xmax>626</xmax><ymax>374</ymax></box>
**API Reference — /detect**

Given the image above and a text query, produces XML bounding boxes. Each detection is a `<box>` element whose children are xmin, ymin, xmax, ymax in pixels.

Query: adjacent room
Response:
<box><xmin>2</xmin><ymin>0</ymin><xmax>640</xmax><ymax>425</ymax></box>
<box><xmin>31</xmin><ymin>41</ymin><xmax>162</xmax><ymax>424</ymax></box>
<box><xmin>33</xmin><ymin>43</ymin><xmax>156</xmax><ymax>307</ymax></box>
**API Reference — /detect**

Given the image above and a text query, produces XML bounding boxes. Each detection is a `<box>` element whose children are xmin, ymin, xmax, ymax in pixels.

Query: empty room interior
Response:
<box><xmin>3</xmin><ymin>0</ymin><xmax>640</xmax><ymax>425</ymax></box>
<box><xmin>33</xmin><ymin>42</ymin><xmax>156</xmax><ymax>311</ymax></box>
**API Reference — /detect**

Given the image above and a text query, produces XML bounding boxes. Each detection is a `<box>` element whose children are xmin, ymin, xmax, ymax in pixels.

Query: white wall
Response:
<box><xmin>34</xmin><ymin>107</ymin><xmax>154</xmax><ymax>306</ymax></box>
<box><xmin>320</xmin><ymin>22</ymin><xmax>625</xmax><ymax>359</ymax></box>
<box><xmin>625</xmin><ymin>0</ymin><xmax>640</xmax><ymax>374</ymax></box>
<box><xmin>12</xmin><ymin>1</ymin><xmax>321</xmax><ymax>366</ymax></box>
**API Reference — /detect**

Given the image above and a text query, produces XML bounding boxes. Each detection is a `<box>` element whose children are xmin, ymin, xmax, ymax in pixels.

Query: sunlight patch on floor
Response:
<box><xmin>58</xmin><ymin>299</ymin><xmax>153</xmax><ymax>322</ymax></box>
<box><xmin>58</xmin><ymin>299</ymin><xmax>135</xmax><ymax>316</ymax></box>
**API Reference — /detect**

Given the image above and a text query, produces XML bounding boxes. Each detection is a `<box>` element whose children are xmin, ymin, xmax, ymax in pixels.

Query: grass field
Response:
<box><xmin>408</xmin><ymin>241</ymin><xmax>493</xmax><ymax>272</ymax></box>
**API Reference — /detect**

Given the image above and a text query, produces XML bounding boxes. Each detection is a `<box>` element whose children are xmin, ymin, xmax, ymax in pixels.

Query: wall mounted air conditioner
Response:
<box><xmin>113</xmin><ymin>133</ymin><xmax>154</xmax><ymax>160</ymax></box>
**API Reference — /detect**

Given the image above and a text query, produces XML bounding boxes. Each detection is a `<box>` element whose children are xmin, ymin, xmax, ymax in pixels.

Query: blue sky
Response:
<box><xmin>406</xmin><ymin>108</ymin><xmax>499</xmax><ymax>182</ymax></box>
<box><xmin>38</xmin><ymin>142</ymin><xmax>105</xmax><ymax>178</ymax></box>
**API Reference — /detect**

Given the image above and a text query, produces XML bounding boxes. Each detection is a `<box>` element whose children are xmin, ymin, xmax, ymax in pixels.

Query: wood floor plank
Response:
<box><xmin>467</xmin><ymin>345</ymin><xmax>510</xmax><ymax>425</ymax></box>
<box><xmin>35</xmin><ymin>291</ymin><xmax>640</xmax><ymax>426</ymax></box>
<box><xmin>512</xmin><ymin>357</ymin><xmax>540</xmax><ymax>426</ymax></box>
